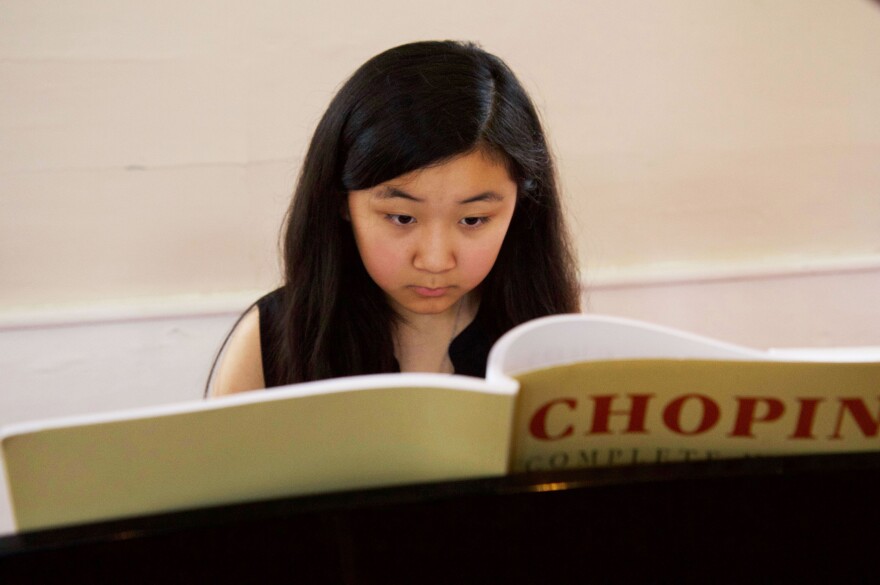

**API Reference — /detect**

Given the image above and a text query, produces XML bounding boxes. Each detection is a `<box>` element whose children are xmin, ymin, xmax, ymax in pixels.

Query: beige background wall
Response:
<box><xmin>2</xmin><ymin>0</ymin><xmax>878</xmax><ymax>310</ymax></box>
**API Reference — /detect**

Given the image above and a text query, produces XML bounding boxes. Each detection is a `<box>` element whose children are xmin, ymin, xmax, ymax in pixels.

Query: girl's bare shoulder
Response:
<box><xmin>209</xmin><ymin>306</ymin><xmax>265</xmax><ymax>397</ymax></box>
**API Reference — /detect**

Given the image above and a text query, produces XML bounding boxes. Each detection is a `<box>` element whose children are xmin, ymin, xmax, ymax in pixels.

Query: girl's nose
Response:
<box><xmin>412</xmin><ymin>227</ymin><xmax>456</xmax><ymax>273</ymax></box>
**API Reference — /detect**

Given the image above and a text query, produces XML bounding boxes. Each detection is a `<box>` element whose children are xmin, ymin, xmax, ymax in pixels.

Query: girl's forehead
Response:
<box><xmin>377</xmin><ymin>150</ymin><xmax>515</xmax><ymax>198</ymax></box>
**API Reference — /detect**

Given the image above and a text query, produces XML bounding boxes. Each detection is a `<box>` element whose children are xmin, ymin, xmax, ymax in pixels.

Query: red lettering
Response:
<box><xmin>729</xmin><ymin>397</ymin><xmax>785</xmax><ymax>438</ymax></box>
<box><xmin>587</xmin><ymin>394</ymin><xmax>653</xmax><ymax>435</ymax></box>
<box><xmin>788</xmin><ymin>398</ymin><xmax>824</xmax><ymax>439</ymax></box>
<box><xmin>663</xmin><ymin>394</ymin><xmax>720</xmax><ymax>435</ymax></box>
<box><xmin>529</xmin><ymin>398</ymin><xmax>577</xmax><ymax>440</ymax></box>
<box><xmin>830</xmin><ymin>398</ymin><xmax>880</xmax><ymax>439</ymax></box>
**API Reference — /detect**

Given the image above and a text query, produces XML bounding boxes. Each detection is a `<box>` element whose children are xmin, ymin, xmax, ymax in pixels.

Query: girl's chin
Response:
<box><xmin>387</xmin><ymin>295</ymin><xmax>463</xmax><ymax>318</ymax></box>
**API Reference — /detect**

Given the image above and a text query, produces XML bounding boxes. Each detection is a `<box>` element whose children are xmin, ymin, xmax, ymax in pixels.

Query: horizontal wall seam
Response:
<box><xmin>2</xmin><ymin>256</ymin><xmax>880</xmax><ymax>331</ymax></box>
<box><xmin>585</xmin><ymin>256</ymin><xmax>880</xmax><ymax>290</ymax></box>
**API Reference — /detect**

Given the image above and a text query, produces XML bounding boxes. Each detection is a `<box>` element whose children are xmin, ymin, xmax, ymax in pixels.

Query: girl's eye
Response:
<box><xmin>460</xmin><ymin>216</ymin><xmax>489</xmax><ymax>228</ymax></box>
<box><xmin>386</xmin><ymin>214</ymin><xmax>415</xmax><ymax>226</ymax></box>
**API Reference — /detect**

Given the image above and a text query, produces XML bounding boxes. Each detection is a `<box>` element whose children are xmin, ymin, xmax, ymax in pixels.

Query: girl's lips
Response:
<box><xmin>411</xmin><ymin>286</ymin><xmax>449</xmax><ymax>297</ymax></box>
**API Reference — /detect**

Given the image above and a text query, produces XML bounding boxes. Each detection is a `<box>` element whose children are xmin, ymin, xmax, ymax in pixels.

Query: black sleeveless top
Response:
<box><xmin>256</xmin><ymin>288</ymin><xmax>493</xmax><ymax>387</ymax></box>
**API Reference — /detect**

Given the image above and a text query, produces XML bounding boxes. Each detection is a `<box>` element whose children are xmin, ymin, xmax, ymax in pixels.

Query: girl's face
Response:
<box><xmin>347</xmin><ymin>149</ymin><xmax>517</xmax><ymax>319</ymax></box>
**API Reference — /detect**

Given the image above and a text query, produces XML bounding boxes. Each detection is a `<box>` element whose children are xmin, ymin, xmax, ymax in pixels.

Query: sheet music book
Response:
<box><xmin>3</xmin><ymin>314</ymin><xmax>878</xmax><ymax>532</ymax></box>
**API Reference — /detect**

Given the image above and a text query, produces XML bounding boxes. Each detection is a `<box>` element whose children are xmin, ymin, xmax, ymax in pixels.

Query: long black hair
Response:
<box><xmin>272</xmin><ymin>40</ymin><xmax>579</xmax><ymax>384</ymax></box>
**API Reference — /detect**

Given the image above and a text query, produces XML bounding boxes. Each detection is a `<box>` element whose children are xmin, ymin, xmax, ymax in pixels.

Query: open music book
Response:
<box><xmin>2</xmin><ymin>314</ymin><xmax>878</xmax><ymax>532</ymax></box>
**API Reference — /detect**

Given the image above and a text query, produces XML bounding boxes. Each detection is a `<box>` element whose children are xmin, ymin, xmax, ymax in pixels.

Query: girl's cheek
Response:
<box><xmin>360</xmin><ymin>238</ymin><xmax>407</xmax><ymax>279</ymax></box>
<box><xmin>463</xmin><ymin>233</ymin><xmax>507</xmax><ymax>278</ymax></box>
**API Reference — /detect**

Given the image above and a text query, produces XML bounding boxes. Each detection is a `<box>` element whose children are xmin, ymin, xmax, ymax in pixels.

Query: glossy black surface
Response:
<box><xmin>1</xmin><ymin>452</ymin><xmax>878</xmax><ymax>583</ymax></box>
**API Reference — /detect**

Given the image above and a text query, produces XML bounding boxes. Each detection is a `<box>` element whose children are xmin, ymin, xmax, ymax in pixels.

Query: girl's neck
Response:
<box><xmin>393</xmin><ymin>293</ymin><xmax>478</xmax><ymax>374</ymax></box>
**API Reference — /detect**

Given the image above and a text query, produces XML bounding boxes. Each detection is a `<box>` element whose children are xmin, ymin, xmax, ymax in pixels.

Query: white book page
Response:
<box><xmin>488</xmin><ymin>314</ymin><xmax>770</xmax><ymax>379</ymax></box>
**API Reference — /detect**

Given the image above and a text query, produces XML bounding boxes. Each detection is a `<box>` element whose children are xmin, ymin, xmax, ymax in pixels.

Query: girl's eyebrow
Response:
<box><xmin>377</xmin><ymin>186</ymin><xmax>505</xmax><ymax>204</ymax></box>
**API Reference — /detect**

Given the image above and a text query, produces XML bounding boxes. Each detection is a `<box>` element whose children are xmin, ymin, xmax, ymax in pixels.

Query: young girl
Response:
<box><xmin>209</xmin><ymin>40</ymin><xmax>580</xmax><ymax>396</ymax></box>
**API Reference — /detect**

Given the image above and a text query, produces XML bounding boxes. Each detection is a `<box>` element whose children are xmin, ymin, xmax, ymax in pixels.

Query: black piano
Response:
<box><xmin>1</xmin><ymin>452</ymin><xmax>878</xmax><ymax>584</ymax></box>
